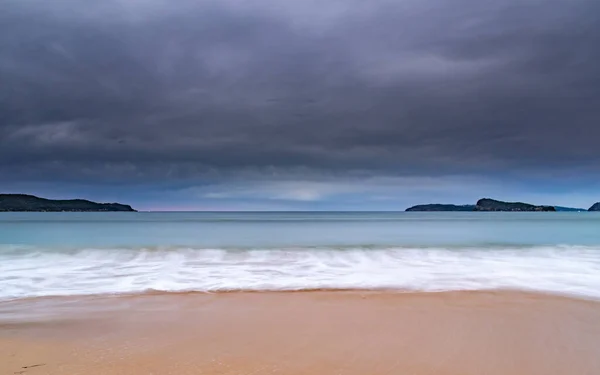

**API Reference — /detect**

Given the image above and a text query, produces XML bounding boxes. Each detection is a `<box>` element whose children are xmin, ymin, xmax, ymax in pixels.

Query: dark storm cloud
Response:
<box><xmin>1</xmin><ymin>0</ymin><xmax>600</xmax><ymax>185</ymax></box>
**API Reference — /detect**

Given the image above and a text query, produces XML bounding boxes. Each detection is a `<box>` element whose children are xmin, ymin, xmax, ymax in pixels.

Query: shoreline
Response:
<box><xmin>2</xmin><ymin>286</ymin><xmax>600</xmax><ymax>305</ymax></box>
<box><xmin>2</xmin><ymin>290</ymin><xmax>600</xmax><ymax>374</ymax></box>
<box><xmin>3</xmin><ymin>285</ymin><xmax>600</xmax><ymax>300</ymax></box>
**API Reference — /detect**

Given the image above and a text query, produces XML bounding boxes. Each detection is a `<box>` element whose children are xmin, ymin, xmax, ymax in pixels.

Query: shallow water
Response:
<box><xmin>1</xmin><ymin>212</ymin><xmax>600</xmax><ymax>299</ymax></box>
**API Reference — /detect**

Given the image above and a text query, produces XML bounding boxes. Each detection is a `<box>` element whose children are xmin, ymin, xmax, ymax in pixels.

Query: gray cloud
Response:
<box><xmin>1</xmin><ymin>0</ymin><xmax>599</xmax><ymax>190</ymax></box>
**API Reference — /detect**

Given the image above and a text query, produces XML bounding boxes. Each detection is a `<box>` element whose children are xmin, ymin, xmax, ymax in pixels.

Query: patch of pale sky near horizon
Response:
<box><xmin>3</xmin><ymin>175</ymin><xmax>599</xmax><ymax>211</ymax></box>
<box><xmin>165</xmin><ymin>175</ymin><xmax>600</xmax><ymax>210</ymax></box>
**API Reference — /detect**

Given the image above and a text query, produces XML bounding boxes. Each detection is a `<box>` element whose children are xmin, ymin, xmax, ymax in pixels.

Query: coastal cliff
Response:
<box><xmin>474</xmin><ymin>198</ymin><xmax>555</xmax><ymax>212</ymax></box>
<box><xmin>589</xmin><ymin>203</ymin><xmax>600</xmax><ymax>211</ymax></box>
<box><xmin>0</xmin><ymin>194</ymin><xmax>136</xmax><ymax>212</ymax></box>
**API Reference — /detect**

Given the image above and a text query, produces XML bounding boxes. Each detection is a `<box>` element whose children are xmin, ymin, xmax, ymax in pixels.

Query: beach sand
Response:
<box><xmin>1</xmin><ymin>291</ymin><xmax>600</xmax><ymax>375</ymax></box>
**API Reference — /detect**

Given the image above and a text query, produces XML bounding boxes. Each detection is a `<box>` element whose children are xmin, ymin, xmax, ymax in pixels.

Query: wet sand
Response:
<box><xmin>1</xmin><ymin>291</ymin><xmax>600</xmax><ymax>375</ymax></box>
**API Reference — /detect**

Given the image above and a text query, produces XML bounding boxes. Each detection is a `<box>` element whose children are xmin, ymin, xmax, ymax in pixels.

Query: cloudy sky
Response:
<box><xmin>1</xmin><ymin>0</ymin><xmax>599</xmax><ymax>210</ymax></box>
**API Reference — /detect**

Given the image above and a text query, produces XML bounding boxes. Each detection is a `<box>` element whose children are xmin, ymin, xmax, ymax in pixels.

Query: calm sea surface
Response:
<box><xmin>1</xmin><ymin>212</ymin><xmax>600</xmax><ymax>300</ymax></box>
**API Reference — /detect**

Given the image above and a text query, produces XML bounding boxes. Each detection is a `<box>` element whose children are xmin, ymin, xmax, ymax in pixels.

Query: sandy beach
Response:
<box><xmin>1</xmin><ymin>291</ymin><xmax>600</xmax><ymax>375</ymax></box>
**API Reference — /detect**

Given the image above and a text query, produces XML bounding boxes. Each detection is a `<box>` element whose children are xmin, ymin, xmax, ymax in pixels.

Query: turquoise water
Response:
<box><xmin>2</xmin><ymin>212</ymin><xmax>600</xmax><ymax>247</ymax></box>
<box><xmin>1</xmin><ymin>212</ymin><xmax>600</xmax><ymax>299</ymax></box>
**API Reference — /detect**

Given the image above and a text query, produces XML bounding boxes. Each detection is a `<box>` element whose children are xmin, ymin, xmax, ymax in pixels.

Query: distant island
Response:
<box><xmin>406</xmin><ymin>198</ymin><xmax>597</xmax><ymax>212</ymax></box>
<box><xmin>0</xmin><ymin>194</ymin><xmax>136</xmax><ymax>212</ymax></box>
<box><xmin>474</xmin><ymin>198</ymin><xmax>555</xmax><ymax>212</ymax></box>
<box><xmin>406</xmin><ymin>204</ymin><xmax>475</xmax><ymax>212</ymax></box>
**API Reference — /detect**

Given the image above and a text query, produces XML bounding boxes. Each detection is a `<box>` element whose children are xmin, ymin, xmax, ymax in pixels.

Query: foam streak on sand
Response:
<box><xmin>2</xmin><ymin>245</ymin><xmax>600</xmax><ymax>300</ymax></box>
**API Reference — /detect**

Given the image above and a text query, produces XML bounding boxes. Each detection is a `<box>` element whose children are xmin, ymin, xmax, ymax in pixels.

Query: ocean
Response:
<box><xmin>1</xmin><ymin>211</ymin><xmax>600</xmax><ymax>300</ymax></box>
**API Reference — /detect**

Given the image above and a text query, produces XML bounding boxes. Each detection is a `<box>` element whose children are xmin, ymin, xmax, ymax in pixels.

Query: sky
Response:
<box><xmin>1</xmin><ymin>0</ymin><xmax>599</xmax><ymax>210</ymax></box>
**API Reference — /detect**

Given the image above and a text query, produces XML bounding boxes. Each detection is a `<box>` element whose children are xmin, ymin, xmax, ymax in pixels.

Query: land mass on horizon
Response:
<box><xmin>406</xmin><ymin>198</ymin><xmax>597</xmax><ymax>212</ymax></box>
<box><xmin>0</xmin><ymin>194</ymin><xmax>136</xmax><ymax>212</ymax></box>
<box><xmin>405</xmin><ymin>204</ymin><xmax>475</xmax><ymax>212</ymax></box>
<box><xmin>1</xmin><ymin>194</ymin><xmax>598</xmax><ymax>213</ymax></box>
<box><xmin>474</xmin><ymin>198</ymin><xmax>555</xmax><ymax>212</ymax></box>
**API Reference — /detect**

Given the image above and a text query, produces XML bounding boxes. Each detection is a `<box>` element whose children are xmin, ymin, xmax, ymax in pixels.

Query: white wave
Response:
<box><xmin>1</xmin><ymin>245</ymin><xmax>600</xmax><ymax>300</ymax></box>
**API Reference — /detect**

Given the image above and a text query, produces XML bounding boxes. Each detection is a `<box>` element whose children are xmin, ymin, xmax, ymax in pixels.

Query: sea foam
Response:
<box><xmin>1</xmin><ymin>245</ymin><xmax>600</xmax><ymax>300</ymax></box>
